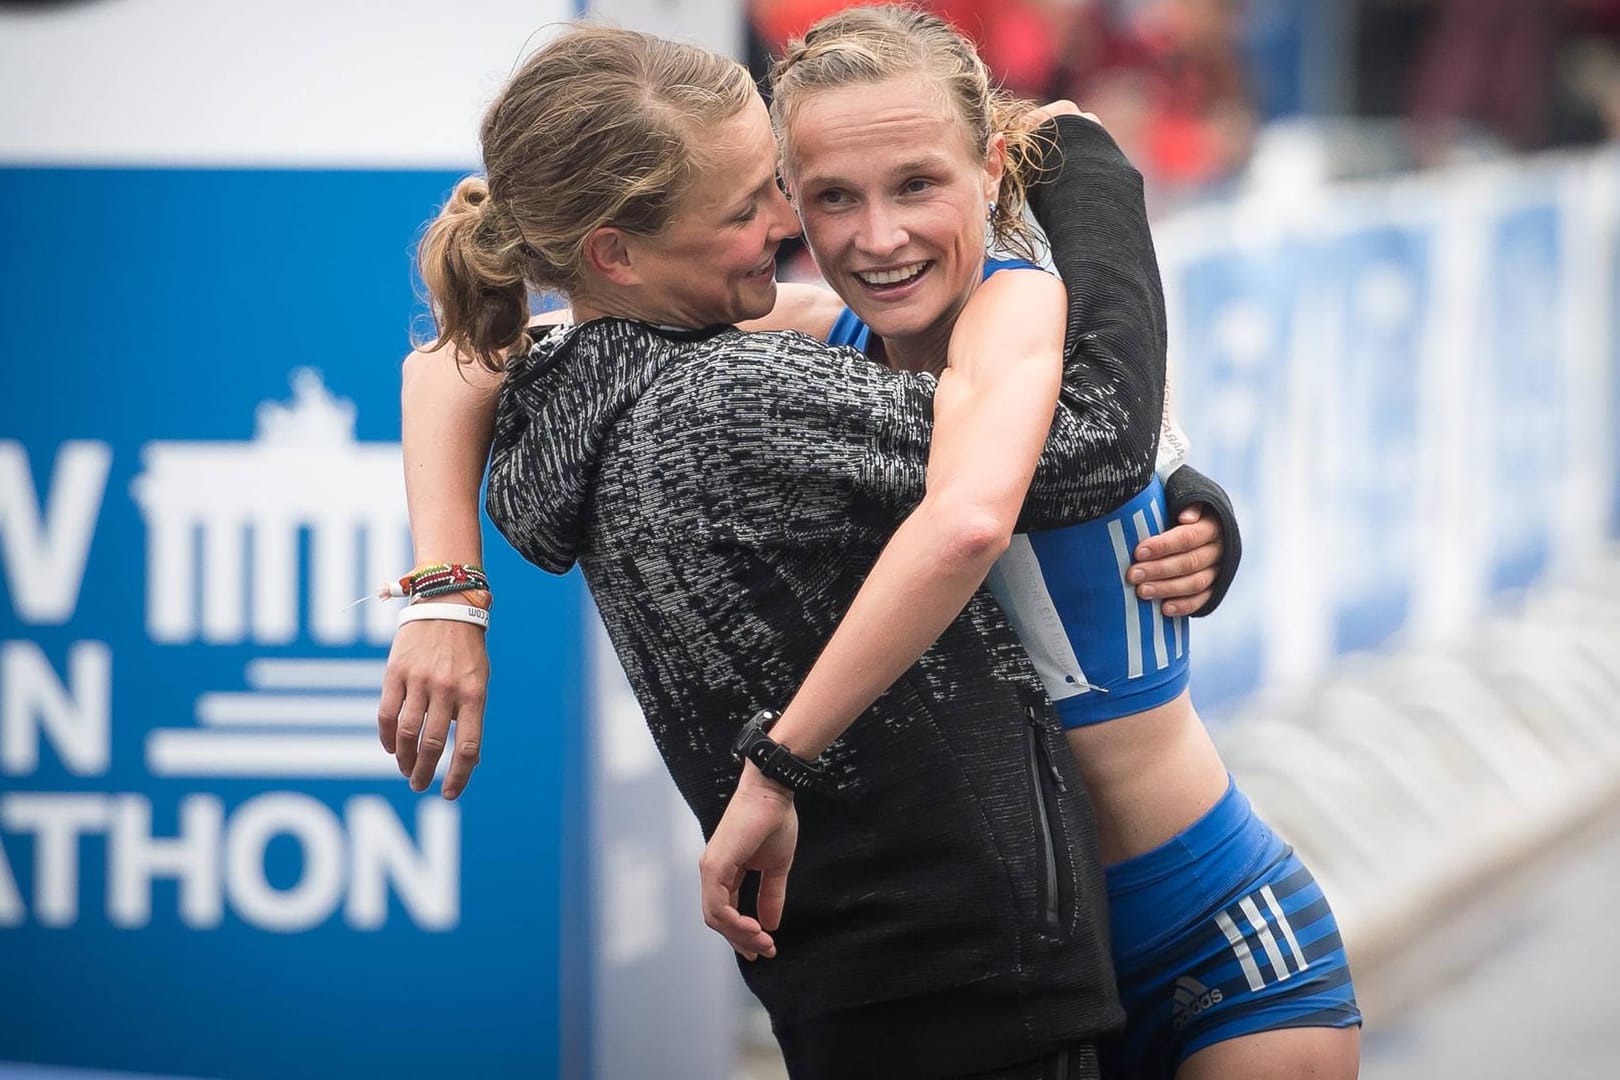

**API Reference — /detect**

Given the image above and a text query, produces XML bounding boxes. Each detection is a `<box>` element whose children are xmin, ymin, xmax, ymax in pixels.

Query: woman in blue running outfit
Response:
<box><xmin>695</xmin><ymin>8</ymin><xmax>1362</xmax><ymax>1080</ymax></box>
<box><xmin>384</xmin><ymin>6</ymin><xmax>1360</xmax><ymax>1078</ymax></box>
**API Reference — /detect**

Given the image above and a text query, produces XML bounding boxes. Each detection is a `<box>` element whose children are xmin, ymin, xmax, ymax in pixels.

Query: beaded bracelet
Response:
<box><xmin>374</xmin><ymin>563</ymin><xmax>493</xmax><ymax>609</ymax></box>
<box><xmin>403</xmin><ymin>563</ymin><xmax>489</xmax><ymax>597</ymax></box>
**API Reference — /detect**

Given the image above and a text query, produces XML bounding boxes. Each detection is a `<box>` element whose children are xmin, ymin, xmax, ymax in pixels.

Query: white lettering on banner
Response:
<box><xmin>0</xmin><ymin>440</ymin><xmax>110</xmax><ymax>625</ymax></box>
<box><xmin>0</xmin><ymin>793</ymin><xmax>110</xmax><ymax>927</ymax></box>
<box><xmin>109</xmin><ymin>794</ymin><xmax>225</xmax><ymax>929</ymax></box>
<box><xmin>0</xmin><ymin>793</ymin><xmax>458</xmax><ymax>931</ymax></box>
<box><xmin>1</xmin><ymin>640</ymin><xmax>111</xmax><ymax>776</ymax></box>
<box><xmin>0</xmin><ymin>374</ymin><xmax>462</xmax><ymax>934</ymax></box>
<box><xmin>225</xmin><ymin>792</ymin><xmax>348</xmax><ymax>932</ymax></box>
<box><xmin>131</xmin><ymin>369</ymin><xmax>410</xmax><ymax>646</ymax></box>
<box><xmin>346</xmin><ymin>797</ymin><xmax>459</xmax><ymax>930</ymax></box>
<box><xmin>0</xmin><ymin>831</ymin><xmax>25</xmax><ymax>926</ymax></box>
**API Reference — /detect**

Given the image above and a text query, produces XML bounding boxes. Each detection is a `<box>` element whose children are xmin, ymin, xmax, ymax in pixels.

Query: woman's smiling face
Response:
<box><xmin>624</xmin><ymin>95</ymin><xmax>801</xmax><ymax>327</ymax></box>
<box><xmin>784</xmin><ymin>73</ymin><xmax>1004</xmax><ymax>367</ymax></box>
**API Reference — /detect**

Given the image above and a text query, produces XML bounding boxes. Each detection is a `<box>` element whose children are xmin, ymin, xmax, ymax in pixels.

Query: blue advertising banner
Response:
<box><xmin>0</xmin><ymin>168</ymin><xmax>588</xmax><ymax>1080</ymax></box>
<box><xmin>1171</xmin><ymin>244</ymin><xmax>1295</xmax><ymax>708</ymax></box>
<box><xmin>1486</xmin><ymin>202</ymin><xmax>1563</xmax><ymax>593</ymax></box>
<box><xmin>1322</xmin><ymin>224</ymin><xmax>1429</xmax><ymax>655</ymax></box>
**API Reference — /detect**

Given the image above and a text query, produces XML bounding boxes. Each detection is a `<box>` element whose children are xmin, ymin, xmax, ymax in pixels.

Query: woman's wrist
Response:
<box><xmin>736</xmin><ymin>759</ymin><xmax>796</xmax><ymax>802</ymax></box>
<box><xmin>391</xmin><ymin>562</ymin><xmax>493</xmax><ymax>609</ymax></box>
<box><xmin>408</xmin><ymin>587</ymin><xmax>492</xmax><ymax>610</ymax></box>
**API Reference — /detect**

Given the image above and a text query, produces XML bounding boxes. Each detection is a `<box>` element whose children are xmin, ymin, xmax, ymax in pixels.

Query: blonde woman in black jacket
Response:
<box><xmin>386</xmin><ymin>20</ymin><xmax>1232</xmax><ymax>1080</ymax></box>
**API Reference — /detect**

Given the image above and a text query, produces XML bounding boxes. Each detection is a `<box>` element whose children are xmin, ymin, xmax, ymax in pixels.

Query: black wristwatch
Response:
<box><xmin>731</xmin><ymin>709</ymin><xmax>826</xmax><ymax>793</ymax></box>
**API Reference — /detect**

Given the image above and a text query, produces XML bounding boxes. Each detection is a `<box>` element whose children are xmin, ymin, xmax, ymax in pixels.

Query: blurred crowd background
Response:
<box><xmin>753</xmin><ymin>0</ymin><xmax>1620</xmax><ymax>207</ymax></box>
<box><xmin>2</xmin><ymin>2</ymin><xmax>1617</xmax><ymax>1079</ymax></box>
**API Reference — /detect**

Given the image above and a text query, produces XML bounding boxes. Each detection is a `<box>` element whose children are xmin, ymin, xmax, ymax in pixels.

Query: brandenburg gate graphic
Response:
<box><xmin>130</xmin><ymin>369</ymin><xmax>414</xmax><ymax>780</ymax></box>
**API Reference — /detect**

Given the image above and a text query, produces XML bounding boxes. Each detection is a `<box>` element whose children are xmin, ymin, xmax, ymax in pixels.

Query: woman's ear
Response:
<box><xmin>583</xmin><ymin>226</ymin><xmax>639</xmax><ymax>287</ymax></box>
<box><xmin>984</xmin><ymin>131</ymin><xmax>1007</xmax><ymax>203</ymax></box>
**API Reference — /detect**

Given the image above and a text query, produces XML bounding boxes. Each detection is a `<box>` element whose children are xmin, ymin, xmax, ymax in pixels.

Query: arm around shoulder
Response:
<box><xmin>1016</xmin><ymin>115</ymin><xmax>1168</xmax><ymax>527</ymax></box>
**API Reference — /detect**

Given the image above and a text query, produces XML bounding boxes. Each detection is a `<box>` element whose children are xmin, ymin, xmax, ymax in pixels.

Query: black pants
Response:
<box><xmin>961</xmin><ymin>1042</ymin><xmax>1100</xmax><ymax>1080</ymax></box>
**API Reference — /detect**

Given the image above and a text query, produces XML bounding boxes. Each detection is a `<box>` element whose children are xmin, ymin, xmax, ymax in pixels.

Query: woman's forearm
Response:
<box><xmin>400</xmin><ymin>347</ymin><xmax>501</xmax><ymax>564</ymax></box>
<box><xmin>769</xmin><ymin>496</ymin><xmax>1011</xmax><ymax>758</ymax></box>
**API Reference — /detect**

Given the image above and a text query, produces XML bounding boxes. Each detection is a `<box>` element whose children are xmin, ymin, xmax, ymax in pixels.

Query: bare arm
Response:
<box><xmin>401</xmin><ymin>352</ymin><xmax>502</xmax><ymax>565</ymax></box>
<box><xmin>376</xmin><ymin>310</ymin><xmax>573</xmax><ymax>798</ymax></box>
<box><xmin>766</xmin><ymin>269</ymin><xmax>1064</xmax><ymax>759</ymax></box>
<box><xmin>376</xmin><ymin>285</ymin><xmax>842</xmax><ymax>799</ymax></box>
<box><xmin>700</xmin><ymin>269</ymin><xmax>1063</xmax><ymax>959</ymax></box>
<box><xmin>377</xmin><ymin>349</ymin><xmax>502</xmax><ymax>799</ymax></box>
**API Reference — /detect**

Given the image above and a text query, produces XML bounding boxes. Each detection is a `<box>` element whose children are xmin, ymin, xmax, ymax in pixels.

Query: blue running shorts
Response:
<box><xmin>1099</xmin><ymin>778</ymin><xmax>1361</xmax><ymax>1079</ymax></box>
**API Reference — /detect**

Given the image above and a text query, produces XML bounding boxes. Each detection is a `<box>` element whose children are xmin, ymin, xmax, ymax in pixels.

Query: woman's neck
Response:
<box><xmin>877</xmin><ymin>323</ymin><xmax>952</xmax><ymax>377</ymax></box>
<box><xmin>569</xmin><ymin>290</ymin><xmax>700</xmax><ymax>330</ymax></box>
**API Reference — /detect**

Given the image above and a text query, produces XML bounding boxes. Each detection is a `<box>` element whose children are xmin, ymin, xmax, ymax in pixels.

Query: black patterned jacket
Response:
<box><xmin>488</xmin><ymin>118</ymin><xmax>1174</xmax><ymax>1078</ymax></box>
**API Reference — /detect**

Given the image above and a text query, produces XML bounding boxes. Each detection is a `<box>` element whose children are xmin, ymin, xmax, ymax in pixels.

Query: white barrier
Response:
<box><xmin>1160</xmin><ymin>146</ymin><xmax>1620</xmax><ymax>712</ymax></box>
<box><xmin>1156</xmin><ymin>143</ymin><xmax>1620</xmax><ymax>975</ymax></box>
<box><xmin>1222</xmin><ymin>558</ymin><xmax>1620</xmax><ymax>966</ymax></box>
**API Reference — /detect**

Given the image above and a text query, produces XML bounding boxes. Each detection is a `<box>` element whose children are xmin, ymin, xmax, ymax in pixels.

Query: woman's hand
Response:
<box><xmin>1129</xmin><ymin>503</ymin><xmax>1223</xmax><ymax>617</ymax></box>
<box><xmin>377</xmin><ymin>620</ymin><xmax>489</xmax><ymax>800</ymax></box>
<box><xmin>1026</xmin><ymin>99</ymin><xmax>1100</xmax><ymax>128</ymax></box>
<box><xmin>699</xmin><ymin>764</ymin><xmax>798</xmax><ymax>961</ymax></box>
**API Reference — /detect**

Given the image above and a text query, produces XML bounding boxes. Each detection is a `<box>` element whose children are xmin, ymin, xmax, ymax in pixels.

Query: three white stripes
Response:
<box><xmin>994</xmin><ymin>494</ymin><xmax>1187</xmax><ymax>707</ymax></box>
<box><xmin>1214</xmin><ymin>885</ymin><xmax>1310</xmax><ymax>993</ymax></box>
<box><xmin>1106</xmin><ymin>508</ymin><xmax>1186</xmax><ymax>680</ymax></box>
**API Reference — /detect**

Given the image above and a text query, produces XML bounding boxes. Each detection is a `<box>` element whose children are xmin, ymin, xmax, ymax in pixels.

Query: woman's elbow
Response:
<box><xmin>932</xmin><ymin>504</ymin><xmax>1014</xmax><ymax>567</ymax></box>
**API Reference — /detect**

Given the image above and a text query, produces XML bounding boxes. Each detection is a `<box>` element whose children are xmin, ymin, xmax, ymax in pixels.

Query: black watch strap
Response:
<box><xmin>731</xmin><ymin>709</ymin><xmax>826</xmax><ymax>793</ymax></box>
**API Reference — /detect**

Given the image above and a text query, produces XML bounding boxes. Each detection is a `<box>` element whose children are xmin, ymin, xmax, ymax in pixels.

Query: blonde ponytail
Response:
<box><xmin>417</xmin><ymin>176</ymin><xmax>531</xmax><ymax>374</ymax></box>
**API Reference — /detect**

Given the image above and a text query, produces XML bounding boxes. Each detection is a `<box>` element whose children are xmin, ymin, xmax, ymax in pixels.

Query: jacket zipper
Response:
<box><xmin>1025</xmin><ymin>706</ymin><xmax>1067</xmax><ymax>931</ymax></box>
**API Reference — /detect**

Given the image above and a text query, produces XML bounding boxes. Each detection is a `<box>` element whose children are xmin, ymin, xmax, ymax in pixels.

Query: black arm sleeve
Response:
<box><xmin>1163</xmin><ymin>464</ymin><xmax>1242</xmax><ymax>616</ymax></box>
<box><xmin>1015</xmin><ymin>114</ymin><xmax>1167</xmax><ymax>531</ymax></box>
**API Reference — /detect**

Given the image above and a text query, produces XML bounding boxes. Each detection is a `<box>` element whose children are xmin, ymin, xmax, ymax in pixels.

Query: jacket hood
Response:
<box><xmin>484</xmin><ymin>317</ymin><xmax>727</xmax><ymax>574</ymax></box>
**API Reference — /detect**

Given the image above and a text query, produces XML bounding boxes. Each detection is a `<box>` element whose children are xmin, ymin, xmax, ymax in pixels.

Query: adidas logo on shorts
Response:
<box><xmin>1171</xmin><ymin>975</ymin><xmax>1223</xmax><ymax>1031</ymax></box>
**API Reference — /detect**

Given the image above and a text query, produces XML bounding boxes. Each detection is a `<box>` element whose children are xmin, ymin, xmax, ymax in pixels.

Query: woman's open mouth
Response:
<box><xmin>854</xmin><ymin>261</ymin><xmax>931</xmax><ymax>296</ymax></box>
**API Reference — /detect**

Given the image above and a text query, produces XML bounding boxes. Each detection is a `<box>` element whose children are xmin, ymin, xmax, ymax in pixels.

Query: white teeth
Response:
<box><xmin>856</xmin><ymin>262</ymin><xmax>926</xmax><ymax>286</ymax></box>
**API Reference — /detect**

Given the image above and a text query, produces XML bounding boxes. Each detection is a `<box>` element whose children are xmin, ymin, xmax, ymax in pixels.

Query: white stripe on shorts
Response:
<box><xmin>1240</xmin><ymin>894</ymin><xmax>1290</xmax><ymax>982</ymax></box>
<box><xmin>1214</xmin><ymin>909</ymin><xmax>1266</xmax><ymax>992</ymax></box>
<box><xmin>1261</xmin><ymin>885</ymin><xmax>1310</xmax><ymax>971</ymax></box>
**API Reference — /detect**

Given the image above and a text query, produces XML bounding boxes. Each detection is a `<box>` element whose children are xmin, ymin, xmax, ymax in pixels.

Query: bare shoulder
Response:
<box><xmin>401</xmin><ymin>340</ymin><xmax>505</xmax><ymax>395</ymax></box>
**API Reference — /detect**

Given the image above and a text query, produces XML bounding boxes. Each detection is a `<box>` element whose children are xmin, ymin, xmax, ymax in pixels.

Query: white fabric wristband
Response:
<box><xmin>396</xmin><ymin>602</ymin><xmax>490</xmax><ymax>630</ymax></box>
